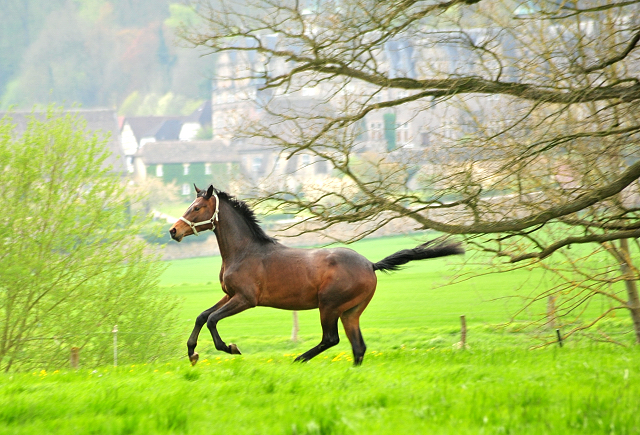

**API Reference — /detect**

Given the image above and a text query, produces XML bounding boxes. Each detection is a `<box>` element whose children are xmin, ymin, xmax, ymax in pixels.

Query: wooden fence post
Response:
<box><xmin>556</xmin><ymin>328</ymin><xmax>563</xmax><ymax>347</ymax></box>
<box><xmin>460</xmin><ymin>315</ymin><xmax>467</xmax><ymax>349</ymax></box>
<box><xmin>112</xmin><ymin>325</ymin><xmax>118</xmax><ymax>367</ymax></box>
<box><xmin>291</xmin><ymin>311</ymin><xmax>299</xmax><ymax>342</ymax></box>
<box><xmin>70</xmin><ymin>347</ymin><xmax>80</xmax><ymax>369</ymax></box>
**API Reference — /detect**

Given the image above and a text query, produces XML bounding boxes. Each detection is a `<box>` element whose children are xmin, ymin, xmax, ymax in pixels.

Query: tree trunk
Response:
<box><xmin>619</xmin><ymin>239</ymin><xmax>640</xmax><ymax>344</ymax></box>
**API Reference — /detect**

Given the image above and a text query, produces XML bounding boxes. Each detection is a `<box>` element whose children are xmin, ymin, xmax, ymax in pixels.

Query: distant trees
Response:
<box><xmin>0</xmin><ymin>109</ymin><xmax>180</xmax><ymax>371</ymax></box>
<box><xmin>184</xmin><ymin>0</ymin><xmax>640</xmax><ymax>343</ymax></box>
<box><xmin>0</xmin><ymin>0</ymin><xmax>215</xmax><ymax>112</ymax></box>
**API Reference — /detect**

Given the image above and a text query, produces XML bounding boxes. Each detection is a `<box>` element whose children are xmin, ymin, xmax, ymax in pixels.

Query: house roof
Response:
<box><xmin>154</xmin><ymin>119</ymin><xmax>183</xmax><ymax>141</ymax></box>
<box><xmin>123</xmin><ymin>102</ymin><xmax>212</xmax><ymax>143</ymax></box>
<box><xmin>135</xmin><ymin>140</ymin><xmax>240</xmax><ymax>165</ymax></box>
<box><xmin>0</xmin><ymin>108</ymin><xmax>126</xmax><ymax>173</ymax></box>
<box><xmin>124</xmin><ymin>116</ymin><xmax>181</xmax><ymax>143</ymax></box>
<box><xmin>183</xmin><ymin>100</ymin><xmax>211</xmax><ymax>126</ymax></box>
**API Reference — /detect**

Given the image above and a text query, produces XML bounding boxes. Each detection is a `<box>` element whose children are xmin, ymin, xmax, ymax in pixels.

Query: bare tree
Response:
<box><xmin>183</xmin><ymin>0</ymin><xmax>640</xmax><ymax>343</ymax></box>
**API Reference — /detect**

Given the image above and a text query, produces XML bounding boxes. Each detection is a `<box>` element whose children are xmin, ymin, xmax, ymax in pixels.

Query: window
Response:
<box><xmin>205</xmin><ymin>163</ymin><xmax>212</xmax><ymax>175</ymax></box>
<box><xmin>301</xmin><ymin>154</ymin><xmax>311</xmax><ymax>166</ymax></box>
<box><xmin>315</xmin><ymin>160</ymin><xmax>328</xmax><ymax>174</ymax></box>
<box><xmin>156</xmin><ymin>164</ymin><xmax>163</xmax><ymax>177</ymax></box>
<box><xmin>370</xmin><ymin>122</ymin><xmax>383</xmax><ymax>140</ymax></box>
<box><xmin>181</xmin><ymin>183</ymin><xmax>190</xmax><ymax>195</ymax></box>
<box><xmin>183</xmin><ymin>163</ymin><xmax>190</xmax><ymax>176</ymax></box>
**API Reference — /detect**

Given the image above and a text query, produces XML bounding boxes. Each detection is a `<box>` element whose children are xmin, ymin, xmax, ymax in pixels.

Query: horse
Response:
<box><xmin>169</xmin><ymin>184</ymin><xmax>464</xmax><ymax>366</ymax></box>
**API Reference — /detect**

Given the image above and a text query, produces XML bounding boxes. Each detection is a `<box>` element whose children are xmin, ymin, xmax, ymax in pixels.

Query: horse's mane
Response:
<box><xmin>201</xmin><ymin>188</ymin><xmax>277</xmax><ymax>245</ymax></box>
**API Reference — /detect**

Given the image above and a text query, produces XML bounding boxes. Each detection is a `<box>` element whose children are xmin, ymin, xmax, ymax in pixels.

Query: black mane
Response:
<box><xmin>201</xmin><ymin>188</ymin><xmax>277</xmax><ymax>244</ymax></box>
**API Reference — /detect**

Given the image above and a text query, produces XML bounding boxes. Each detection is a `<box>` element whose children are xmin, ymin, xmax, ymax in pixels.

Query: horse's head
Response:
<box><xmin>169</xmin><ymin>184</ymin><xmax>219</xmax><ymax>242</ymax></box>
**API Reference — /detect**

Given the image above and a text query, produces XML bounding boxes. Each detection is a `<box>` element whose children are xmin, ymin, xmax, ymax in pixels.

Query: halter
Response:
<box><xmin>179</xmin><ymin>191</ymin><xmax>219</xmax><ymax>236</ymax></box>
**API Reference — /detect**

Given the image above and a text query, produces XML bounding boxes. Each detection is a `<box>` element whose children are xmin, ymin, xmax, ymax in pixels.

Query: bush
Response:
<box><xmin>0</xmin><ymin>108</ymin><xmax>181</xmax><ymax>372</ymax></box>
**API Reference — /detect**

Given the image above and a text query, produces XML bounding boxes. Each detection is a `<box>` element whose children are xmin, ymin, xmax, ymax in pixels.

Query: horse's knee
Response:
<box><xmin>206</xmin><ymin>316</ymin><xmax>218</xmax><ymax>332</ymax></box>
<box><xmin>196</xmin><ymin>312</ymin><xmax>210</xmax><ymax>327</ymax></box>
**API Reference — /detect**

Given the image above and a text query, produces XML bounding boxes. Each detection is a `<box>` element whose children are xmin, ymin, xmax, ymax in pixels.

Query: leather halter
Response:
<box><xmin>178</xmin><ymin>191</ymin><xmax>219</xmax><ymax>236</ymax></box>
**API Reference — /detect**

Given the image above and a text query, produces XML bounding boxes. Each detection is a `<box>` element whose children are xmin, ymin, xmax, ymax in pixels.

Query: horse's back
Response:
<box><xmin>252</xmin><ymin>245</ymin><xmax>376</xmax><ymax>310</ymax></box>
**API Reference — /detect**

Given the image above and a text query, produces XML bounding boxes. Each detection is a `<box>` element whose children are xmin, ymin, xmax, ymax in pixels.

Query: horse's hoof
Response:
<box><xmin>189</xmin><ymin>352</ymin><xmax>199</xmax><ymax>366</ymax></box>
<box><xmin>229</xmin><ymin>343</ymin><xmax>242</xmax><ymax>355</ymax></box>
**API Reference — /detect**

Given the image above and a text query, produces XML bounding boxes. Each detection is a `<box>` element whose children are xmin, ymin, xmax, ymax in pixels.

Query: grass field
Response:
<box><xmin>2</xmin><ymin>235</ymin><xmax>640</xmax><ymax>434</ymax></box>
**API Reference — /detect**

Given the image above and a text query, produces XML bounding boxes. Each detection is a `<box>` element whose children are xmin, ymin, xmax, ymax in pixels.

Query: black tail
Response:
<box><xmin>372</xmin><ymin>238</ymin><xmax>464</xmax><ymax>273</ymax></box>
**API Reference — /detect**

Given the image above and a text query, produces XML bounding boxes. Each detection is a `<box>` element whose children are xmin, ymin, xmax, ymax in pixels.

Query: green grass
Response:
<box><xmin>2</xmin><ymin>235</ymin><xmax>639</xmax><ymax>434</ymax></box>
<box><xmin>2</xmin><ymin>346</ymin><xmax>639</xmax><ymax>434</ymax></box>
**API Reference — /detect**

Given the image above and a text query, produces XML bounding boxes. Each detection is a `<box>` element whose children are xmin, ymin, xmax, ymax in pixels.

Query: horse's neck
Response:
<box><xmin>214</xmin><ymin>201</ymin><xmax>256</xmax><ymax>262</ymax></box>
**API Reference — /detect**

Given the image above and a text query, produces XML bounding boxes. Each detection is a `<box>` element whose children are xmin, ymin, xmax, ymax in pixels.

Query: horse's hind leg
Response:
<box><xmin>294</xmin><ymin>307</ymin><xmax>340</xmax><ymax>363</ymax></box>
<box><xmin>206</xmin><ymin>294</ymin><xmax>254</xmax><ymax>355</ymax></box>
<box><xmin>187</xmin><ymin>295</ymin><xmax>229</xmax><ymax>365</ymax></box>
<box><xmin>340</xmin><ymin>303</ymin><xmax>369</xmax><ymax>366</ymax></box>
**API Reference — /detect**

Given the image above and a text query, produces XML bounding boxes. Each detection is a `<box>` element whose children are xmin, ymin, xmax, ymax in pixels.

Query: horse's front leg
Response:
<box><xmin>187</xmin><ymin>294</ymin><xmax>229</xmax><ymax>365</ymax></box>
<box><xmin>206</xmin><ymin>294</ymin><xmax>254</xmax><ymax>355</ymax></box>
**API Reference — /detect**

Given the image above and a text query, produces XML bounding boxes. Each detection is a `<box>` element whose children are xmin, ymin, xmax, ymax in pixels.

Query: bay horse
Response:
<box><xmin>169</xmin><ymin>185</ymin><xmax>463</xmax><ymax>366</ymax></box>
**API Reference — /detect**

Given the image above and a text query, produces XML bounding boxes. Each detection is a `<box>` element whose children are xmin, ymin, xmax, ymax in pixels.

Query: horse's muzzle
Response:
<box><xmin>169</xmin><ymin>227</ymin><xmax>182</xmax><ymax>242</ymax></box>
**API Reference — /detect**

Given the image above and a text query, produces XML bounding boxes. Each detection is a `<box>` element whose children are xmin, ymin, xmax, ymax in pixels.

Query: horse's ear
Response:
<box><xmin>194</xmin><ymin>184</ymin><xmax>202</xmax><ymax>194</ymax></box>
<box><xmin>205</xmin><ymin>185</ymin><xmax>214</xmax><ymax>200</ymax></box>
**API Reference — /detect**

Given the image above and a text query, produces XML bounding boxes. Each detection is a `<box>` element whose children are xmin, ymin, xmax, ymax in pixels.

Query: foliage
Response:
<box><xmin>0</xmin><ymin>0</ymin><xmax>214</xmax><ymax>110</ymax></box>
<box><xmin>118</xmin><ymin>91</ymin><xmax>205</xmax><ymax>117</ymax></box>
<box><xmin>0</xmin><ymin>108</ymin><xmax>181</xmax><ymax>372</ymax></box>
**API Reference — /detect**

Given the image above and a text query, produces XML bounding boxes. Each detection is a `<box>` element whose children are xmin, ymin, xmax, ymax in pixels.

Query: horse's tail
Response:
<box><xmin>371</xmin><ymin>238</ymin><xmax>464</xmax><ymax>273</ymax></box>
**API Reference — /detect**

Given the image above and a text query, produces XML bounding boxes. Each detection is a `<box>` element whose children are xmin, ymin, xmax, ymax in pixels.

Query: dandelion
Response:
<box><xmin>267</xmin><ymin>359</ymin><xmax>273</xmax><ymax>363</ymax></box>
<box><xmin>332</xmin><ymin>352</ymin><xmax>346</xmax><ymax>362</ymax></box>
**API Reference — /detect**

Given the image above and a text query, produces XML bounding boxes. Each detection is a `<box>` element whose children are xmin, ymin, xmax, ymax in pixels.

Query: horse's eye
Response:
<box><xmin>194</xmin><ymin>206</ymin><xmax>201</xmax><ymax>212</ymax></box>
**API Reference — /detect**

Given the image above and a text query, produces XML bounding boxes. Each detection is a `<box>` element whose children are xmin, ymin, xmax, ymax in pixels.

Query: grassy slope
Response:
<box><xmin>2</xmin><ymin>347</ymin><xmax>639</xmax><ymax>434</ymax></box>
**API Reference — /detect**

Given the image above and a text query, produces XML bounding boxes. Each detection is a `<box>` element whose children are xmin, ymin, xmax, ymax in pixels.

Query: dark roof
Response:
<box><xmin>0</xmin><ymin>109</ymin><xmax>126</xmax><ymax>173</ymax></box>
<box><xmin>154</xmin><ymin>119</ymin><xmax>183</xmax><ymax>141</ymax></box>
<box><xmin>124</xmin><ymin>116</ymin><xmax>180</xmax><ymax>143</ymax></box>
<box><xmin>183</xmin><ymin>100</ymin><xmax>211</xmax><ymax>126</ymax></box>
<box><xmin>135</xmin><ymin>140</ymin><xmax>239</xmax><ymax>165</ymax></box>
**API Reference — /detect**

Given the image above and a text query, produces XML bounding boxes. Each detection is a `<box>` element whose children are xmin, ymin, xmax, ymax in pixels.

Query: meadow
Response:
<box><xmin>1</xmin><ymin>235</ymin><xmax>639</xmax><ymax>434</ymax></box>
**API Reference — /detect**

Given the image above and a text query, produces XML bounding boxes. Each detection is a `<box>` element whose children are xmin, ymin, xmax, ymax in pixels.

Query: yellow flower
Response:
<box><xmin>332</xmin><ymin>352</ymin><xmax>346</xmax><ymax>362</ymax></box>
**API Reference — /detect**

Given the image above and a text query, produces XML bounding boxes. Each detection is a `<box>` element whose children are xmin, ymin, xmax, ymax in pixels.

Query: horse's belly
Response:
<box><xmin>258</xmin><ymin>285</ymin><xmax>319</xmax><ymax>310</ymax></box>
